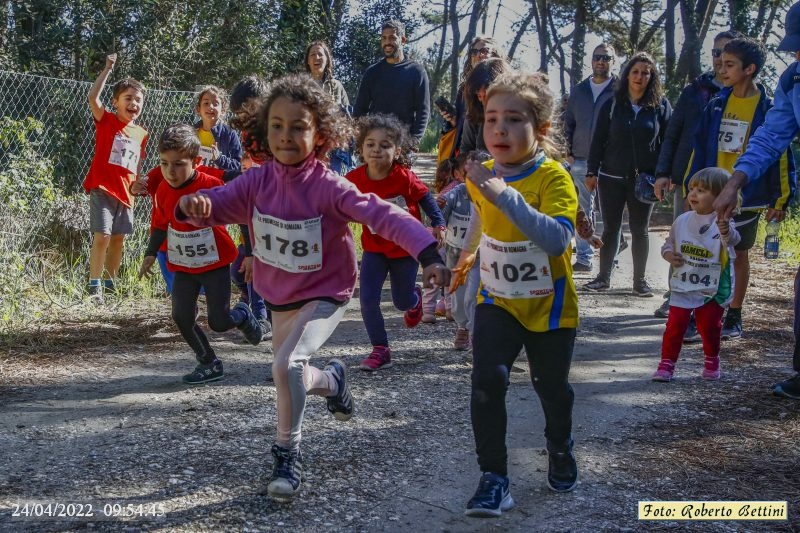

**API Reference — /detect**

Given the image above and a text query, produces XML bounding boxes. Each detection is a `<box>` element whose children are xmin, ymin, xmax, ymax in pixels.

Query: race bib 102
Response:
<box><xmin>479</xmin><ymin>235</ymin><xmax>553</xmax><ymax>299</ymax></box>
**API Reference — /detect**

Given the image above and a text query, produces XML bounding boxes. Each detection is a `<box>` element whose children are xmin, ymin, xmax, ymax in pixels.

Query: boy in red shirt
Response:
<box><xmin>138</xmin><ymin>124</ymin><xmax>262</xmax><ymax>384</ymax></box>
<box><xmin>84</xmin><ymin>53</ymin><xmax>148</xmax><ymax>301</ymax></box>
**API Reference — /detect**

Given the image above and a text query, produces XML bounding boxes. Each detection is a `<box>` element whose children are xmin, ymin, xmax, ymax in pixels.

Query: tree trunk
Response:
<box><xmin>449</xmin><ymin>0</ymin><xmax>461</xmax><ymax>102</ymax></box>
<box><xmin>665</xmin><ymin>0</ymin><xmax>677</xmax><ymax>85</ymax></box>
<box><xmin>570</xmin><ymin>0</ymin><xmax>587</xmax><ymax>87</ymax></box>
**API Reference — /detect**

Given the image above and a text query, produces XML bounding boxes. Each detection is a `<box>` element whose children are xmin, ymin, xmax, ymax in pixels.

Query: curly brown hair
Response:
<box><xmin>464</xmin><ymin>58</ymin><xmax>511</xmax><ymax>123</ymax></box>
<box><xmin>240</xmin><ymin>73</ymin><xmax>353</xmax><ymax>162</ymax></box>
<box><xmin>304</xmin><ymin>41</ymin><xmax>335</xmax><ymax>83</ymax></box>
<box><xmin>615</xmin><ymin>51</ymin><xmax>664</xmax><ymax>109</ymax></box>
<box><xmin>485</xmin><ymin>72</ymin><xmax>565</xmax><ymax>160</ymax></box>
<box><xmin>354</xmin><ymin>113</ymin><xmax>412</xmax><ymax>168</ymax></box>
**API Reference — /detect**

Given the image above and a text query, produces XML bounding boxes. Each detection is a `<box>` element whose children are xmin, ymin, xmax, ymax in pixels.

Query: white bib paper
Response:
<box><xmin>479</xmin><ymin>235</ymin><xmax>553</xmax><ymax>299</ymax></box>
<box><xmin>108</xmin><ymin>133</ymin><xmax>140</xmax><ymax>173</ymax></box>
<box><xmin>167</xmin><ymin>226</ymin><xmax>219</xmax><ymax>268</ymax></box>
<box><xmin>445</xmin><ymin>212</ymin><xmax>471</xmax><ymax>249</ymax></box>
<box><xmin>199</xmin><ymin>146</ymin><xmax>215</xmax><ymax>167</ymax></box>
<box><xmin>670</xmin><ymin>260</ymin><xmax>722</xmax><ymax>296</ymax></box>
<box><xmin>718</xmin><ymin>118</ymin><xmax>749</xmax><ymax>154</ymax></box>
<box><xmin>367</xmin><ymin>195</ymin><xmax>408</xmax><ymax>233</ymax></box>
<box><xmin>252</xmin><ymin>209</ymin><xmax>323</xmax><ymax>273</ymax></box>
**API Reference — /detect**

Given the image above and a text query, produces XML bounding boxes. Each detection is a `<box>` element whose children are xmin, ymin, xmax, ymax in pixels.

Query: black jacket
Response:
<box><xmin>655</xmin><ymin>71</ymin><xmax>722</xmax><ymax>184</ymax></box>
<box><xmin>587</xmin><ymin>95</ymin><xmax>672</xmax><ymax>179</ymax></box>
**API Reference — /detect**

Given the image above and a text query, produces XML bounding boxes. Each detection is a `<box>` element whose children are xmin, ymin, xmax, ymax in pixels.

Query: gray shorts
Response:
<box><xmin>89</xmin><ymin>189</ymin><xmax>133</xmax><ymax>235</ymax></box>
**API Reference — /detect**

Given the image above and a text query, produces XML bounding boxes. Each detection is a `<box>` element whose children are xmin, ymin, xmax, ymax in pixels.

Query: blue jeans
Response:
<box><xmin>156</xmin><ymin>250</ymin><xmax>174</xmax><ymax>295</ymax></box>
<box><xmin>569</xmin><ymin>159</ymin><xmax>595</xmax><ymax>266</ymax></box>
<box><xmin>359</xmin><ymin>252</ymin><xmax>420</xmax><ymax>347</ymax></box>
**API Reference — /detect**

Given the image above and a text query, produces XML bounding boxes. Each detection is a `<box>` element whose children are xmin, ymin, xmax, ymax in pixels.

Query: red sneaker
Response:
<box><xmin>359</xmin><ymin>345</ymin><xmax>392</xmax><ymax>371</ymax></box>
<box><xmin>403</xmin><ymin>286</ymin><xmax>423</xmax><ymax>328</ymax></box>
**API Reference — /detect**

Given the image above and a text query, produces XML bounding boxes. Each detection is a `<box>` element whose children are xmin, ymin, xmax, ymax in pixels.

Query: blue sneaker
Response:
<box><xmin>233</xmin><ymin>302</ymin><xmax>262</xmax><ymax>346</ymax></box>
<box><xmin>325</xmin><ymin>359</ymin><xmax>354</xmax><ymax>421</ymax></box>
<box><xmin>465</xmin><ymin>472</ymin><xmax>514</xmax><ymax>517</ymax></box>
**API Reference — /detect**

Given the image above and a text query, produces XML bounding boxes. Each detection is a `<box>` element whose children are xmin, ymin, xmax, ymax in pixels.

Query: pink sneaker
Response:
<box><xmin>435</xmin><ymin>298</ymin><xmax>446</xmax><ymax>317</ymax></box>
<box><xmin>360</xmin><ymin>345</ymin><xmax>392</xmax><ymax>371</ymax></box>
<box><xmin>453</xmin><ymin>328</ymin><xmax>470</xmax><ymax>351</ymax></box>
<box><xmin>702</xmin><ymin>357</ymin><xmax>720</xmax><ymax>380</ymax></box>
<box><xmin>404</xmin><ymin>286</ymin><xmax>423</xmax><ymax>328</ymax></box>
<box><xmin>651</xmin><ymin>360</ymin><xmax>675</xmax><ymax>382</ymax></box>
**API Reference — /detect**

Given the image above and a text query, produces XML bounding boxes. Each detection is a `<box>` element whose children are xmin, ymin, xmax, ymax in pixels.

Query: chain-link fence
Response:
<box><xmin>0</xmin><ymin>70</ymin><xmax>197</xmax><ymax>330</ymax></box>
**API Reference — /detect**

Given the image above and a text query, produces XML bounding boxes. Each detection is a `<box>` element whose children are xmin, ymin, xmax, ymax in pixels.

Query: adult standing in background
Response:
<box><xmin>714</xmin><ymin>1</ymin><xmax>800</xmax><ymax>400</ymax></box>
<box><xmin>459</xmin><ymin>58</ymin><xmax>512</xmax><ymax>154</ymax></box>
<box><xmin>353</xmin><ymin>20</ymin><xmax>430</xmax><ymax>146</ymax></box>
<box><xmin>584</xmin><ymin>52</ymin><xmax>672</xmax><ymax>297</ymax></box>
<box><xmin>651</xmin><ymin>29</ymin><xmax>743</xmax><ymax>319</ymax></box>
<box><xmin>563</xmin><ymin>43</ymin><xmax>618</xmax><ymax>272</ymax></box>
<box><xmin>437</xmin><ymin>36</ymin><xmax>504</xmax><ymax>159</ymax></box>
<box><xmin>305</xmin><ymin>40</ymin><xmax>353</xmax><ymax>174</ymax></box>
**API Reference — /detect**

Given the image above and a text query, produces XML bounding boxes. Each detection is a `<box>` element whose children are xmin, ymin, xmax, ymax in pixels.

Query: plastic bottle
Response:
<box><xmin>764</xmin><ymin>219</ymin><xmax>780</xmax><ymax>259</ymax></box>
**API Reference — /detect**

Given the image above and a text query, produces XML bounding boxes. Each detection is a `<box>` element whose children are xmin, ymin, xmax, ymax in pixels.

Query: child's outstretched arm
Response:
<box><xmin>88</xmin><ymin>54</ymin><xmax>116</xmax><ymax>121</ymax></box>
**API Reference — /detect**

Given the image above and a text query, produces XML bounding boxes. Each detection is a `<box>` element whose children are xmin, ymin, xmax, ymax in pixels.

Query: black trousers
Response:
<box><xmin>172</xmin><ymin>266</ymin><xmax>236</xmax><ymax>364</ymax></box>
<box><xmin>597</xmin><ymin>174</ymin><xmax>654</xmax><ymax>283</ymax></box>
<box><xmin>471</xmin><ymin>303</ymin><xmax>576</xmax><ymax>476</ymax></box>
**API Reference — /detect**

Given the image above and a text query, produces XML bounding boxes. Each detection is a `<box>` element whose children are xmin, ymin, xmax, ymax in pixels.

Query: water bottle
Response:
<box><xmin>764</xmin><ymin>219</ymin><xmax>780</xmax><ymax>259</ymax></box>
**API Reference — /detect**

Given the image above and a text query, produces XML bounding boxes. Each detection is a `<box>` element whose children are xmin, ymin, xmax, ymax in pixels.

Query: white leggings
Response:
<box><xmin>272</xmin><ymin>299</ymin><xmax>347</xmax><ymax>449</ymax></box>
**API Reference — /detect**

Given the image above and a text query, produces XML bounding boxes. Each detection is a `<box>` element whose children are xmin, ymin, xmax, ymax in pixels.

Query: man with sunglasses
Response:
<box><xmin>651</xmin><ymin>29</ymin><xmax>744</xmax><ymax>322</ymax></box>
<box><xmin>564</xmin><ymin>44</ymin><xmax>617</xmax><ymax>272</ymax></box>
<box><xmin>715</xmin><ymin>1</ymin><xmax>800</xmax><ymax>401</ymax></box>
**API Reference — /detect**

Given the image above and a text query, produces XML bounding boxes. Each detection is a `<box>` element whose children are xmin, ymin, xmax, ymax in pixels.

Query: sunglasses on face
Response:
<box><xmin>470</xmin><ymin>47</ymin><xmax>492</xmax><ymax>56</ymax></box>
<box><xmin>711</xmin><ymin>48</ymin><xmax>723</xmax><ymax>58</ymax></box>
<box><xmin>593</xmin><ymin>54</ymin><xmax>613</xmax><ymax>62</ymax></box>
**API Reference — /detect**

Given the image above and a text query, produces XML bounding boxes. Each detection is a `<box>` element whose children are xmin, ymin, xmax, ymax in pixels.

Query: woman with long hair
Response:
<box><xmin>584</xmin><ymin>52</ymin><xmax>672</xmax><ymax>297</ymax></box>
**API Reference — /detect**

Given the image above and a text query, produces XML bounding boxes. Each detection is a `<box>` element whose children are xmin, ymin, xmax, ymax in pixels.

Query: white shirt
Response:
<box><xmin>590</xmin><ymin>78</ymin><xmax>612</xmax><ymax>102</ymax></box>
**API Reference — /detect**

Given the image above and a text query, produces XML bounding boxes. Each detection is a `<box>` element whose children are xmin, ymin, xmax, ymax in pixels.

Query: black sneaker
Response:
<box><xmin>465</xmin><ymin>472</ymin><xmax>514</xmax><ymax>517</ymax></box>
<box><xmin>721</xmin><ymin>313</ymin><xmax>742</xmax><ymax>340</ymax></box>
<box><xmin>654</xmin><ymin>296</ymin><xmax>670</xmax><ymax>318</ymax></box>
<box><xmin>572</xmin><ymin>262</ymin><xmax>592</xmax><ymax>273</ymax></box>
<box><xmin>584</xmin><ymin>277</ymin><xmax>610</xmax><ymax>291</ymax></box>
<box><xmin>632</xmin><ymin>280</ymin><xmax>654</xmax><ymax>297</ymax></box>
<box><xmin>547</xmin><ymin>447</ymin><xmax>578</xmax><ymax>493</ymax></box>
<box><xmin>683</xmin><ymin>316</ymin><xmax>701</xmax><ymax>343</ymax></box>
<box><xmin>267</xmin><ymin>444</ymin><xmax>303</xmax><ymax>502</ymax></box>
<box><xmin>772</xmin><ymin>373</ymin><xmax>800</xmax><ymax>399</ymax></box>
<box><xmin>182</xmin><ymin>359</ymin><xmax>224</xmax><ymax>384</ymax></box>
<box><xmin>103</xmin><ymin>279</ymin><xmax>116</xmax><ymax>294</ymax></box>
<box><xmin>325</xmin><ymin>359</ymin><xmax>354</xmax><ymax>421</ymax></box>
<box><xmin>233</xmin><ymin>302</ymin><xmax>262</xmax><ymax>346</ymax></box>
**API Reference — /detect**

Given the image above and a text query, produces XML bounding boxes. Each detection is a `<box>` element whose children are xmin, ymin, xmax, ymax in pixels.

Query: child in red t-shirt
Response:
<box><xmin>346</xmin><ymin>114</ymin><xmax>446</xmax><ymax>371</ymax></box>
<box><xmin>84</xmin><ymin>53</ymin><xmax>148</xmax><ymax>302</ymax></box>
<box><xmin>138</xmin><ymin>124</ymin><xmax>262</xmax><ymax>384</ymax></box>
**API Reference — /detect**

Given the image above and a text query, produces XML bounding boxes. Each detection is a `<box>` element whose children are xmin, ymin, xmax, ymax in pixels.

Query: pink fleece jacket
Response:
<box><xmin>181</xmin><ymin>154</ymin><xmax>436</xmax><ymax>306</ymax></box>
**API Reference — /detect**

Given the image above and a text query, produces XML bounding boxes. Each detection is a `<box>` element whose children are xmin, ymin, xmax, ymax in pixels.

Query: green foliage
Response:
<box><xmin>418</xmin><ymin>121</ymin><xmax>441</xmax><ymax>154</ymax></box>
<box><xmin>0</xmin><ymin>117</ymin><xmax>56</xmax><ymax>213</ymax></box>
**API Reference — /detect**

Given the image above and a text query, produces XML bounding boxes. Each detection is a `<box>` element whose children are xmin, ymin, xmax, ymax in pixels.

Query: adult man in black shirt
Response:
<box><xmin>353</xmin><ymin>20</ymin><xmax>431</xmax><ymax>145</ymax></box>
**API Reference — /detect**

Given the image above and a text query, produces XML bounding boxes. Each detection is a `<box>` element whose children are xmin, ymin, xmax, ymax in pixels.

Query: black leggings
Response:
<box><xmin>172</xmin><ymin>266</ymin><xmax>236</xmax><ymax>364</ymax></box>
<box><xmin>471</xmin><ymin>303</ymin><xmax>576</xmax><ymax>476</ymax></box>
<box><xmin>597</xmin><ymin>174</ymin><xmax>654</xmax><ymax>283</ymax></box>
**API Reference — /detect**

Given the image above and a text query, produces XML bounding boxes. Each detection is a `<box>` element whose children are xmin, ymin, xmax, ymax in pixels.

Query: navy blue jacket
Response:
<box><xmin>655</xmin><ymin>72</ymin><xmax>722</xmax><ymax>184</ymax></box>
<box><xmin>686</xmin><ymin>85</ymin><xmax>796</xmax><ymax>210</ymax></box>
<box><xmin>193</xmin><ymin>121</ymin><xmax>243</xmax><ymax>171</ymax></box>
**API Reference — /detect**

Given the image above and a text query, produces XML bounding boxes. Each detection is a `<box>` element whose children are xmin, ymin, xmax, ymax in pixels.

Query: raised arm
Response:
<box><xmin>88</xmin><ymin>54</ymin><xmax>116</xmax><ymax>121</ymax></box>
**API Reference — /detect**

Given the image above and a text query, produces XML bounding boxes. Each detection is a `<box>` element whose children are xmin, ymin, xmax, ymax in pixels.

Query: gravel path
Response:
<box><xmin>1</xmin><ymin>174</ymin><xmax>798</xmax><ymax>531</ymax></box>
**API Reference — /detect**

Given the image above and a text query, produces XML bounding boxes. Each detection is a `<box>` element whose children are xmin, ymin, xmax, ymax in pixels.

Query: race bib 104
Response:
<box><xmin>670</xmin><ymin>259</ymin><xmax>722</xmax><ymax>295</ymax></box>
<box><xmin>479</xmin><ymin>235</ymin><xmax>553</xmax><ymax>299</ymax></box>
<box><xmin>252</xmin><ymin>209</ymin><xmax>323</xmax><ymax>273</ymax></box>
<box><xmin>167</xmin><ymin>226</ymin><xmax>220</xmax><ymax>268</ymax></box>
<box><xmin>108</xmin><ymin>133</ymin><xmax>140</xmax><ymax>173</ymax></box>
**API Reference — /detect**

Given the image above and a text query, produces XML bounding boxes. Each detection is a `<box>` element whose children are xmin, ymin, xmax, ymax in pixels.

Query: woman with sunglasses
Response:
<box><xmin>436</xmin><ymin>36</ymin><xmax>503</xmax><ymax>159</ymax></box>
<box><xmin>584</xmin><ymin>51</ymin><xmax>672</xmax><ymax>296</ymax></box>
